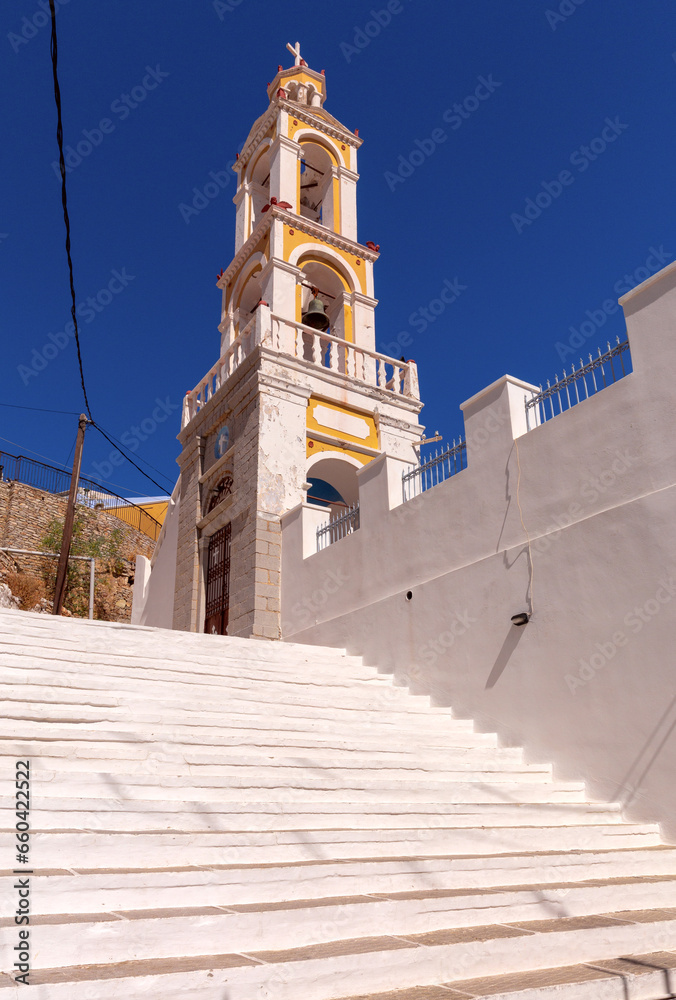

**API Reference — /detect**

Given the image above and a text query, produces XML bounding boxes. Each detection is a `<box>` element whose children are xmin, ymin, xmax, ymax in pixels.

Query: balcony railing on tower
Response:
<box><xmin>182</xmin><ymin>304</ymin><xmax>420</xmax><ymax>428</ymax></box>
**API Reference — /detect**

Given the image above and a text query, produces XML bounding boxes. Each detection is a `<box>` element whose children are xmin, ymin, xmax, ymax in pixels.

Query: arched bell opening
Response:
<box><xmin>248</xmin><ymin>147</ymin><xmax>271</xmax><ymax>234</ymax></box>
<box><xmin>306</xmin><ymin>455</ymin><xmax>360</xmax><ymax>510</ymax></box>
<box><xmin>235</xmin><ymin>268</ymin><xmax>263</xmax><ymax>334</ymax></box>
<box><xmin>299</xmin><ymin>141</ymin><xmax>335</xmax><ymax>227</ymax></box>
<box><xmin>298</xmin><ymin>257</ymin><xmax>352</xmax><ymax>370</ymax></box>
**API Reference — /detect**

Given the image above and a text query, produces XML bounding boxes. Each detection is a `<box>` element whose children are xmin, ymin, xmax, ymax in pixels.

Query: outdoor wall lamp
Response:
<box><xmin>511</xmin><ymin>612</ymin><xmax>529</xmax><ymax>626</ymax></box>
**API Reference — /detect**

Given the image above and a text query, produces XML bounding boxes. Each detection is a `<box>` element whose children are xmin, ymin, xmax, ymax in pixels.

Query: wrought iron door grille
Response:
<box><xmin>204</xmin><ymin>523</ymin><xmax>231</xmax><ymax>635</ymax></box>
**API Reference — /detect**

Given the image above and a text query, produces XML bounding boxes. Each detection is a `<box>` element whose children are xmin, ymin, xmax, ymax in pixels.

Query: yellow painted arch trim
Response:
<box><xmin>296</xmin><ymin>252</ymin><xmax>351</xmax><ymax>291</ymax></box>
<box><xmin>298</xmin><ymin>136</ymin><xmax>339</xmax><ymax>166</ymax></box>
<box><xmin>291</xmin><ymin>124</ymin><xmax>348</xmax><ymax>166</ymax></box>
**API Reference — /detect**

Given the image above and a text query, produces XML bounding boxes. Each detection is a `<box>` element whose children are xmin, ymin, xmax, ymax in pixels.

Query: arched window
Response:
<box><xmin>307</xmin><ymin>456</ymin><xmax>360</xmax><ymax>509</ymax></box>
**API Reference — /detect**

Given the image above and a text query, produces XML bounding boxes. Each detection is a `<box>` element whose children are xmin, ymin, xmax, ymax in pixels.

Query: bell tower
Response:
<box><xmin>171</xmin><ymin>43</ymin><xmax>425</xmax><ymax>639</ymax></box>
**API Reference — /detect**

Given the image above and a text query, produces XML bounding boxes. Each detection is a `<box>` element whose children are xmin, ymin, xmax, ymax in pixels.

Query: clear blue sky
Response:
<box><xmin>1</xmin><ymin>0</ymin><xmax>675</xmax><ymax>497</ymax></box>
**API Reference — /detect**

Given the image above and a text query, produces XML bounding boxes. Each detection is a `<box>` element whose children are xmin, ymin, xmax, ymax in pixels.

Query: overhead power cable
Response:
<box><xmin>93</xmin><ymin>422</ymin><xmax>176</xmax><ymax>488</ymax></box>
<box><xmin>0</xmin><ymin>402</ymin><xmax>80</xmax><ymax>416</ymax></box>
<box><xmin>0</xmin><ymin>435</ymin><xmax>76</xmax><ymax>470</ymax></box>
<box><xmin>48</xmin><ymin>0</ymin><xmax>92</xmax><ymax>421</ymax></box>
<box><xmin>47</xmin><ymin>4</ymin><xmax>175</xmax><ymax>500</ymax></box>
<box><xmin>91</xmin><ymin>423</ymin><xmax>174</xmax><ymax>494</ymax></box>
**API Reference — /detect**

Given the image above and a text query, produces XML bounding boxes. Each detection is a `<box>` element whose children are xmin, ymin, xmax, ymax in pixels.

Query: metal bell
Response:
<box><xmin>302</xmin><ymin>296</ymin><xmax>330</xmax><ymax>332</ymax></box>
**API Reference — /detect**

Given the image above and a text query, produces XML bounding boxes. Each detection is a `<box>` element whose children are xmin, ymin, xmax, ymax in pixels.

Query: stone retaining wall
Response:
<box><xmin>0</xmin><ymin>481</ymin><xmax>155</xmax><ymax>621</ymax></box>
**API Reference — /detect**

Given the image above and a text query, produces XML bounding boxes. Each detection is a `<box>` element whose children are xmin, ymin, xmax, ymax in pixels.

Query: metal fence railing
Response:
<box><xmin>316</xmin><ymin>504</ymin><xmax>360</xmax><ymax>551</ymax></box>
<box><xmin>0</xmin><ymin>451</ymin><xmax>162</xmax><ymax>541</ymax></box>
<box><xmin>402</xmin><ymin>438</ymin><xmax>467</xmax><ymax>501</ymax></box>
<box><xmin>525</xmin><ymin>337</ymin><xmax>632</xmax><ymax>430</ymax></box>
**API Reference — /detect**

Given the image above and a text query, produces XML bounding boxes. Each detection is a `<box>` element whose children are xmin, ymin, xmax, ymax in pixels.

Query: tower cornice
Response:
<box><xmin>217</xmin><ymin>206</ymin><xmax>379</xmax><ymax>290</ymax></box>
<box><xmin>235</xmin><ymin>99</ymin><xmax>361</xmax><ymax>174</ymax></box>
<box><xmin>279</xmin><ymin>99</ymin><xmax>361</xmax><ymax>147</ymax></box>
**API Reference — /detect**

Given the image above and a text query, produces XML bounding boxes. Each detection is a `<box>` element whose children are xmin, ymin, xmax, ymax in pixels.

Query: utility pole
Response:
<box><xmin>52</xmin><ymin>413</ymin><xmax>88</xmax><ymax>616</ymax></box>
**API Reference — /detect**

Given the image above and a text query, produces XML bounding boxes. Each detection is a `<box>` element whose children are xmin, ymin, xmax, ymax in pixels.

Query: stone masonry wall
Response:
<box><xmin>174</xmin><ymin>354</ymin><xmax>263</xmax><ymax>637</ymax></box>
<box><xmin>0</xmin><ymin>481</ymin><xmax>155</xmax><ymax>621</ymax></box>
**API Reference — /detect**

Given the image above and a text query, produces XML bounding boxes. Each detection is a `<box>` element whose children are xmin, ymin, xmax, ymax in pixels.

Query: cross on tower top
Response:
<box><xmin>286</xmin><ymin>41</ymin><xmax>303</xmax><ymax>66</ymax></box>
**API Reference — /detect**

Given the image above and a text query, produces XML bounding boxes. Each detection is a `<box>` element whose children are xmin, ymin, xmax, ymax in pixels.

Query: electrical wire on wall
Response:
<box><xmin>514</xmin><ymin>434</ymin><xmax>535</xmax><ymax>618</ymax></box>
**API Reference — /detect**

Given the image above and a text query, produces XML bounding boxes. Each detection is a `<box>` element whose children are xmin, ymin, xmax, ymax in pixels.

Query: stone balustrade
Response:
<box><xmin>182</xmin><ymin>306</ymin><xmax>420</xmax><ymax>429</ymax></box>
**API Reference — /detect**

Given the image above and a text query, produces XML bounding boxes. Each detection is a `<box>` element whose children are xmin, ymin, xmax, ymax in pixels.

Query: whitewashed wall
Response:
<box><xmin>281</xmin><ymin>262</ymin><xmax>676</xmax><ymax>840</ymax></box>
<box><xmin>135</xmin><ymin>483</ymin><xmax>180</xmax><ymax>629</ymax></box>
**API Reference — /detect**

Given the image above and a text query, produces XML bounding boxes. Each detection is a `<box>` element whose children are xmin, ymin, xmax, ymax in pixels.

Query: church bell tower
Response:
<box><xmin>172</xmin><ymin>43</ymin><xmax>425</xmax><ymax>638</ymax></box>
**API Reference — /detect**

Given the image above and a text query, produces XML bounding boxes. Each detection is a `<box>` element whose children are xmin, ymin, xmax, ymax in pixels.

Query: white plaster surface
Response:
<box><xmin>282</xmin><ymin>263</ymin><xmax>676</xmax><ymax>843</ymax></box>
<box><xmin>312</xmin><ymin>404</ymin><xmax>371</xmax><ymax>439</ymax></box>
<box><xmin>136</xmin><ymin>485</ymin><xmax>179</xmax><ymax>628</ymax></box>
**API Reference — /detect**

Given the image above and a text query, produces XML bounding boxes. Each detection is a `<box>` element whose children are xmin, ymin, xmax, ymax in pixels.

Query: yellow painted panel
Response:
<box><xmin>138</xmin><ymin>501</ymin><xmax>168</xmax><ymax>523</ymax></box>
<box><xmin>296</xmin><ymin>165</ymin><xmax>301</xmax><ymax>222</ymax></box>
<box><xmin>332</xmin><ymin>174</ymin><xmax>341</xmax><ymax>235</ymax></box>
<box><xmin>106</xmin><ymin>504</ymin><xmax>166</xmax><ymax>542</ymax></box>
<box><xmin>307</xmin><ymin>397</ymin><xmax>379</xmax><ymax>450</ymax></box>
<box><xmin>342</xmin><ymin>302</ymin><xmax>353</xmax><ymax>344</ymax></box>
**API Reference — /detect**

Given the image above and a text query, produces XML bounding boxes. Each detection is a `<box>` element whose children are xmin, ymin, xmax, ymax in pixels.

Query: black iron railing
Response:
<box><xmin>0</xmin><ymin>451</ymin><xmax>162</xmax><ymax>541</ymax></box>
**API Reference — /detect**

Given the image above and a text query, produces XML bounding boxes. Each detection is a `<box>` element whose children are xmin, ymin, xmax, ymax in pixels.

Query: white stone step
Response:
<box><xmin>0</xmin><ymin>719</ymin><xmax>500</xmax><ymax>760</ymax></box>
<box><xmin>8</xmin><ymin>798</ymin><xmax>623</xmax><ymax>832</ymax></box>
<box><xmin>19</xmin><ymin>825</ymin><xmax>664</xmax><ymax>869</ymax></box>
<box><xmin>0</xmin><ymin>720</ymin><xmax>499</xmax><ymax>750</ymax></box>
<box><xmin>10</xmin><ymin>849</ymin><xmax>676</xmax><ymax>914</ymax></box>
<box><xmin>5</xmin><ymin>909</ymin><xmax>676</xmax><ymax>999</ymax></box>
<box><xmin>0</xmin><ymin>746</ymin><xmax>551</xmax><ymax>781</ymax></box>
<box><xmin>0</xmin><ymin>633</ymin><xmax>364</xmax><ymax>668</ymax></box>
<box><xmin>0</xmin><ymin>682</ymin><xmax>462</xmax><ymax>721</ymax></box>
<box><xmin>11</xmin><ymin>889</ymin><xmax>676</xmax><ymax>971</ymax></box>
<box><xmin>0</xmin><ymin>618</ymin><xmax>363</xmax><ymax>668</ymax></box>
<box><xmin>0</xmin><ymin>750</ymin><xmax>551</xmax><ymax>782</ymax></box>
<box><xmin>345</xmin><ymin>953</ymin><xmax>676</xmax><ymax>1000</ymax></box>
<box><xmin>0</xmin><ymin>649</ymin><xmax>424</xmax><ymax>694</ymax></box>
<box><xmin>0</xmin><ymin>642</ymin><xmax>378</xmax><ymax>685</ymax></box>
<box><xmin>0</xmin><ymin>697</ymin><xmax>462</xmax><ymax>731</ymax></box>
<box><xmin>0</xmin><ymin>769</ymin><xmax>588</xmax><ymax>803</ymax></box>
<box><xmin>0</xmin><ymin>608</ymin><xmax>352</xmax><ymax>655</ymax></box>
<box><xmin>0</xmin><ymin>740</ymin><xmax>524</xmax><ymax>774</ymax></box>
<box><xmin>0</xmin><ymin>658</ymin><xmax>418</xmax><ymax>709</ymax></box>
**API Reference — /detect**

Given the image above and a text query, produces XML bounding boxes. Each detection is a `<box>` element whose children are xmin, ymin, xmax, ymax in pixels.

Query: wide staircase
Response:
<box><xmin>0</xmin><ymin>608</ymin><xmax>675</xmax><ymax>998</ymax></box>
